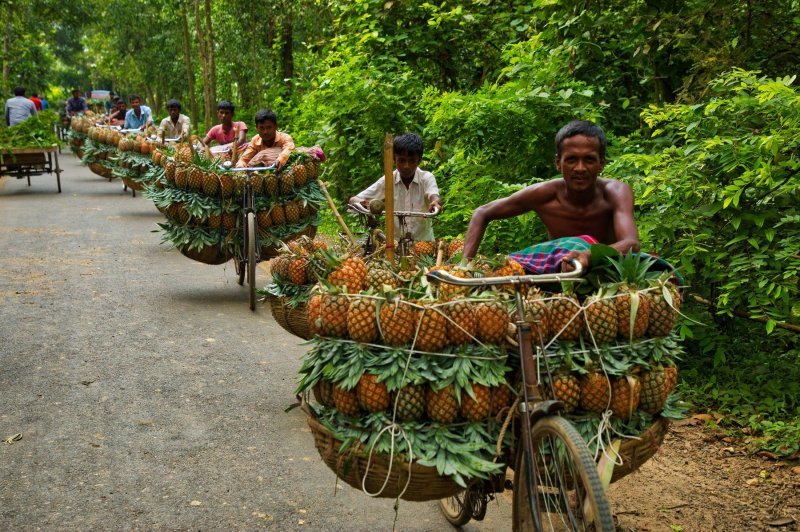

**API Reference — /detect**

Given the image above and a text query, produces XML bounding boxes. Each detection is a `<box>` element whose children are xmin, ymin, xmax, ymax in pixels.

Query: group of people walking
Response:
<box><xmin>3</xmin><ymin>86</ymin><xmax>48</xmax><ymax>126</ymax></box>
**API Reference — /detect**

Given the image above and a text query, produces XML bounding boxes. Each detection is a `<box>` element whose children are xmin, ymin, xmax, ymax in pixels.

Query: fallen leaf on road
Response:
<box><xmin>790</xmin><ymin>466</ymin><xmax>800</xmax><ymax>476</ymax></box>
<box><xmin>691</xmin><ymin>413</ymin><xmax>714</xmax><ymax>423</ymax></box>
<box><xmin>205</xmin><ymin>338</ymin><xmax>216</xmax><ymax>342</ymax></box>
<box><xmin>766</xmin><ymin>517</ymin><xmax>795</xmax><ymax>527</ymax></box>
<box><xmin>3</xmin><ymin>433</ymin><xmax>22</xmax><ymax>445</ymax></box>
<box><xmin>190</xmin><ymin>500</ymin><xmax>202</xmax><ymax>506</ymax></box>
<box><xmin>746</xmin><ymin>478</ymin><xmax>760</xmax><ymax>486</ymax></box>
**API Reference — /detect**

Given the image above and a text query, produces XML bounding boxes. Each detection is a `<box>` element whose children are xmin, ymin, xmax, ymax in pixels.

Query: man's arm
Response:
<box><xmin>275</xmin><ymin>132</ymin><xmax>296</xmax><ymax>169</ymax></box>
<box><xmin>235</xmin><ymin>138</ymin><xmax>257</xmax><ymax>168</ymax></box>
<box><xmin>349</xmin><ymin>176</ymin><xmax>385</xmax><ymax>207</ymax></box>
<box><xmin>182</xmin><ymin>116</ymin><xmax>191</xmax><ymax>137</ymax></box>
<box><xmin>463</xmin><ymin>183</ymin><xmax>551</xmax><ymax>259</ymax></box>
<box><xmin>422</xmin><ymin>172</ymin><xmax>441</xmax><ymax>212</ymax></box>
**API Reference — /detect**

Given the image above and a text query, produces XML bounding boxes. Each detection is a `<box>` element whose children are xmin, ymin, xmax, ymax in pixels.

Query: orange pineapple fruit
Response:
<box><xmin>312</xmin><ymin>379</ymin><xmax>335</xmax><ymax>408</ymax></box>
<box><xmin>414</xmin><ymin>305</ymin><xmax>448</xmax><ymax>352</ymax></box>
<box><xmin>584</xmin><ymin>290</ymin><xmax>618</xmax><ymax>345</ymax></box>
<box><xmin>288</xmin><ymin>257</ymin><xmax>308</xmax><ymax>285</ymax></box>
<box><xmin>332</xmin><ymin>385</ymin><xmax>361</xmax><ymax>417</ymax></box>
<box><xmin>639</xmin><ymin>368</ymin><xmax>669</xmax><ymax>414</ymax></box>
<box><xmin>426</xmin><ymin>384</ymin><xmax>459</xmax><ymax>423</ymax></box>
<box><xmin>524</xmin><ymin>288</ymin><xmax>551</xmax><ymax>344</ymax></box>
<box><xmin>379</xmin><ymin>299</ymin><xmax>415</xmax><ymax>346</ymax></box>
<box><xmin>346</xmin><ymin>297</ymin><xmax>378</xmax><ymax>343</ymax></box>
<box><xmin>307</xmin><ymin>293</ymin><xmax>323</xmax><ymax>336</ymax></box>
<box><xmin>320</xmin><ymin>294</ymin><xmax>349</xmax><ymax>338</ymax></box>
<box><xmin>394</xmin><ymin>385</ymin><xmax>426</xmax><ymax>421</ymax></box>
<box><xmin>412</xmin><ymin>240</ymin><xmax>436</xmax><ymax>258</ymax></box>
<box><xmin>610</xmin><ymin>375</ymin><xmax>641</xmax><ymax>420</ymax></box>
<box><xmin>357</xmin><ymin>373</ymin><xmax>391</xmax><ymax>413</ymax></box>
<box><xmin>475</xmin><ymin>300</ymin><xmax>509</xmax><ymax>344</ymax></box>
<box><xmin>490</xmin><ymin>385</ymin><xmax>514</xmax><ymax>417</ymax></box>
<box><xmin>551</xmin><ymin>373</ymin><xmax>580</xmax><ymax>413</ymax></box>
<box><xmin>446</xmin><ymin>299</ymin><xmax>477</xmax><ymax>345</ymax></box>
<box><xmin>549</xmin><ymin>293</ymin><xmax>583</xmax><ymax>341</ymax></box>
<box><xmin>271</xmin><ymin>204</ymin><xmax>287</xmax><ymax>226</ymax></box>
<box><xmin>461</xmin><ymin>383</ymin><xmax>492</xmax><ymax>421</ymax></box>
<box><xmin>579</xmin><ymin>372</ymin><xmax>611</xmax><ymax>413</ymax></box>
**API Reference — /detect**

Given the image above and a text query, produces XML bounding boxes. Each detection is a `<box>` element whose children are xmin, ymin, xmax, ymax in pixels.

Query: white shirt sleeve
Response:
<box><xmin>420</xmin><ymin>170</ymin><xmax>439</xmax><ymax>200</ymax></box>
<box><xmin>355</xmin><ymin>176</ymin><xmax>387</xmax><ymax>201</ymax></box>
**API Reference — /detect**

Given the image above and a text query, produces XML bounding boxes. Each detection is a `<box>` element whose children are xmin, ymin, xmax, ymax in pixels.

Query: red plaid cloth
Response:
<box><xmin>509</xmin><ymin>235</ymin><xmax>599</xmax><ymax>274</ymax></box>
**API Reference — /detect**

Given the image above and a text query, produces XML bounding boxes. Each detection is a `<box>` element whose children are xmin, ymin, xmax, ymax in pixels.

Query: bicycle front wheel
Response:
<box><xmin>247</xmin><ymin>211</ymin><xmax>257</xmax><ymax>311</ymax></box>
<box><xmin>512</xmin><ymin>416</ymin><xmax>613</xmax><ymax>531</ymax></box>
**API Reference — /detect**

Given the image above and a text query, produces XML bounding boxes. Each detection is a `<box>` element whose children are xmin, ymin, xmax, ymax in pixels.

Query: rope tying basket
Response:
<box><xmin>266</xmin><ymin>294</ymin><xmax>311</xmax><ymax>340</ymax></box>
<box><xmin>611</xmin><ymin>416</ymin><xmax>670</xmax><ymax>483</ymax></box>
<box><xmin>305</xmin><ymin>406</ymin><xmax>465</xmax><ymax>502</ymax></box>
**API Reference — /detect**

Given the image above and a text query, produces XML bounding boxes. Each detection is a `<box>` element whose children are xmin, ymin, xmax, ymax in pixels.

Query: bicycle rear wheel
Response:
<box><xmin>512</xmin><ymin>416</ymin><xmax>613</xmax><ymax>531</ymax></box>
<box><xmin>247</xmin><ymin>211</ymin><xmax>257</xmax><ymax>311</ymax></box>
<box><xmin>438</xmin><ymin>490</ymin><xmax>471</xmax><ymax>526</ymax></box>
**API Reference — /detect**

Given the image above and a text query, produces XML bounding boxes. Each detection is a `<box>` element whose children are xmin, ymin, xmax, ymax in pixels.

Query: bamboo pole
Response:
<box><xmin>319</xmin><ymin>181</ymin><xmax>358</xmax><ymax>247</ymax></box>
<box><xmin>384</xmin><ymin>133</ymin><xmax>394</xmax><ymax>261</ymax></box>
<box><xmin>231</xmin><ymin>126</ymin><xmax>239</xmax><ymax>164</ymax></box>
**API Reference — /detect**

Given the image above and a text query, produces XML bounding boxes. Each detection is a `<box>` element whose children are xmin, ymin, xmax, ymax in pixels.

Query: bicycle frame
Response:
<box><xmin>427</xmin><ymin>262</ymin><xmax>584</xmax><ymax>530</ymax></box>
<box><xmin>346</xmin><ymin>202</ymin><xmax>441</xmax><ymax>256</ymax></box>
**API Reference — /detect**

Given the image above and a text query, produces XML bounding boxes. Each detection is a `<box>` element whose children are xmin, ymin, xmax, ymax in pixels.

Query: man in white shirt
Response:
<box><xmin>157</xmin><ymin>99</ymin><xmax>191</xmax><ymax>140</ymax></box>
<box><xmin>349</xmin><ymin>133</ymin><xmax>441</xmax><ymax>241</ymax></box>
<box><xmin>4</xmin><ymin>86</ymin><xmax>37</xmax><ymax>126</ymax></box>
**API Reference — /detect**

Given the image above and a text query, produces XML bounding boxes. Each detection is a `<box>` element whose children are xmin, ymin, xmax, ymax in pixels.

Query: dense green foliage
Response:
<box><xmin>6</xmin><ymin>0</ymin><xmax>800</xmax><ymax>454</ymax></box>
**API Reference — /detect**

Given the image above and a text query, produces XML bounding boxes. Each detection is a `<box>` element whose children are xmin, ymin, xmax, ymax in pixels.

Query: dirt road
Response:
<box><xmin>1</xmin><ymin>152</ymin><xmax>797</xmax><ymax>530</ymax></box>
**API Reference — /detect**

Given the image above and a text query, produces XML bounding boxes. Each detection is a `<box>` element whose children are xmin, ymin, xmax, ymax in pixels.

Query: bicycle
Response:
<box><xmin>427</xmin><ymin>262</ymin><xmax>615</xmax><ymax>531</ymax></box>
<box><xmin>229</xmin><ymin>164</ymin><xmax>275</xmax><ymax>310</ymax></box>
<box><xmin>345</xmin><ymin>202</ymin><xmax>441</xmax><ymax>257</ymax></box>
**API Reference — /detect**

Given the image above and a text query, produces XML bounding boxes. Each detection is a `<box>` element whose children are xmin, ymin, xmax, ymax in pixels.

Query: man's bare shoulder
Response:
<box><xmin>598</xmin><ymin>177</ymin><xmax>633</xmax><ymax>201</ymax></box>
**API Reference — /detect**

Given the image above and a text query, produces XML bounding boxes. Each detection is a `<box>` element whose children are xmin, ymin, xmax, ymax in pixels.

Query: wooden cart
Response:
<box><xmin>0</xmin><ymin>145</ymin><xmax>63</xmax><ymax>192</ymax></box>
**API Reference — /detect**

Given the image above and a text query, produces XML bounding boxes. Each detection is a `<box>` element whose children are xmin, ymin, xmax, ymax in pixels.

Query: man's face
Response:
<box><xmin>72</xmin><ymin>91</ymin><xmax>81</xmax><ymax>99</ymax></box>
<box><xmin>555</xmin><ymin>135</ymin><xmax>605</xmax><ymax>192</ymax></box>
<box><xmin>131</xmin><ymin>99</ymin><xmax>141</xmax><ymax>111</ymax></box>
<box><xmin>256</xmin><ymin>120</ymin><xmax>277</xmax><ymax>144</ymax></box>
<box><xmin>394</xmin><ymin>152</ymin><xmax>420</xmax><ymax>180</ymax></box>
<box><xmin>217</xmin><ymin>109</ymin><xmax>233</xmax><ymax>125</ymax></box>
<box><xmin>168</xmin><ymin>106</ymin><xmax>180</xmax><ymax>120</ymax></box>
<box><xmin>118</xmin><ymin>102</ymin><xmax>127</xmax><ymax>112</ymax></box>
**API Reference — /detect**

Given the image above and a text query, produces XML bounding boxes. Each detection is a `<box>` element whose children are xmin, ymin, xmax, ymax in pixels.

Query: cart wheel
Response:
<box><xmin>438</xmin><ymin>490</ymin><xmax>471</xmax><ymax>527</ymax></box>
<box><xmin>247</xmin><ymin>211</ymin><xmax>257</xmax><ymax>311</ymax></box>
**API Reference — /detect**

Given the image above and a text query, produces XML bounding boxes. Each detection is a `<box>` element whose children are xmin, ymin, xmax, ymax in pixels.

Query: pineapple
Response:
<box><xmin>320</xmin><ymin>293</ymin><xmax>349</xmax><ymax>338</ymax></box>
<box><xmin>271</xmin><ymin>255</ymin><xmax>291</xmax><ymax>279</ymax></box>
<box><xmin>176</xmin><ymin>143</ymin><xmax>193</xmax><ymax>163</ymax></box>
<box><xmin>549</xmin><ymin>292</ymin><xmax>583</xmax><ymax>342</ymax></box>
<box><xmin>174</xmin><ymin>166</ymin><xmax>188</xmax><ymax>189</ymax></box>
<box><xmin>490</xmin><ymin>385</ymin><xmax>514</xmax><ymax>417</ymax></box>
<box><xmin>307</xmin><ymin>293</ymin><xmax>323</xmax><ymax>336</ymax></box>
<box><xmin>639</xmin><ymin>368</ymin><xmax>669</xmax><ymax>414</ymax></box>
<box><xmin>647</xmin><ymin>275</ymin><xmax>681</xmax><ymax>337</ymax></box>
<box><xmin>446</xmin><ymin>238</ymin><xmax>464</xmax><ymax>259</ymax></box>
<box><xmin>256</xmin><ymin>210</ymin><xmax>272</xmax><ymax>231</ymax></box>
<box><xmin>610</xmin><ymin>375</ymin><xmax>641</xmax><ymax>420</ymax></box>
<box><xmin>357</xmin><ymin>373</ymin><xmax>390</xmax><ymax>413</ymax></box>
<box><xmin>328</xmin><ymin>256</ymin><xmax>367</xmax><ymax>294</ymax></box>
<box><xmin>414</xmin><ymin>305</ymin><xmax>448</xmax><ymax>352</ymax></box>
<box><xmin>607</xmin><ymin>253</ymin><xmax>657</xmax><ymax>340</ymax></box>
<box><xmin>333</xmin><ymin>384</ymin><xmax>361</xmax><ymax>417</ymax></box>
<box><xmin>583</xmin><ymin>289</ymin><xmax>619</xmax><ymax>345</ymax></box>
<box><xmin>165</xmin><ymin>161</ymin><xmax>176</xmax><ymax>183</ymax></box>
<box><xmin>394</xmin><ymin>385</ymin><xmax>425</xmax><ymax>421</ymax></box>
<box><xmin>285</xmin><ymin>199</ymin><xmax>303</xmax><ymax>224</ymax></box>
<box><xmin>461</xmin><ymin>383</ymin><xmax>492</xmax><ymax>421</ymax></box>
<box><xmin>412</xmin><ymin>240</ymin><xmax>436</xmax><ymax>258</ymax></box>
<box><xmin>187</xmin><ymin>166</ymin><xmax>204</xmax><ymax>191</ymax></box>
<box><xmin>203</xmin><ymin>171</ymin><xmax>220</xmax><ymax>197</ymax></box>
<box><xmin>366</xmin><ymin>262</ymin><xmax>399</xmax><ymax>291</ymax></box>
<box><xmin>262</xmin><ymin>173</ymin><xmax>278</xmax><ymax>197</ymax></box>
<box><xmin>221</xmin><ymin>212</ymin><xmax>237</xmax><ymax>231</ymax></box>
<box><xmin>664</xmin><ymin>365</ymin><xmax>678</xmax><ymax>393</ymax></box>
<box><xmin>249</xmin><ymin>173</ymin><xmax>265</xmax><ymax>196</ymax></box>
<box><xmin>446</xmin><ymin>299</ymin><xmax>477</xmax><ymax>345</ymax></box>
<box><xmin>426</xmin><ymin>384</ymin><xmax>459</xmax><ymax>423</ymax></box>
<box><xmin>551</xmin><ymin>373</ymin><xmax>581</xmax><ymax>413</ymax></box>
<box><xmin>346</xmin><ymin>297</ymin><xmax>378</xmax><ymax>343</ymax></box>
<box><xmin>291</xmin><ymin>161</ymin><xmax>308</xmax><ymax>187</ymax></box>
<box><xmin>271</xmin><ymin>204</ymin><xmax>287</xmax><ymax>226</ymax></box>
<box><xmin>524</xmin><ymin>288</ymin><xmax>551</xmax><ymax>345</ymax></box>
<box><xmin>379</xmin><ymin>298</ymin><xmax>415</xmax><ymax>346</ymax></box>
<box><xmin>579</xmin><ymin>372</ymin><xmax>611</xmax><ymax>413</ymax></box>
<box><xmin>218</xmin><ymin>172</ymin><xmax>235</xmax><ymax>199</ymax></box>
<box><xmin>288</xmin><ymin>257</ymin><xmax>308</xmax><ymax>285</ymax></box>
<box><xmin>430</xmin><ymin>265</ymin><xmax>470</xmax><ymax>300</ymax></box>
<box><xmin>206</xmin><ymin>213</ymin><xmax>221</xmax><ymax>229</ymax></box>
<box><xmin>312</xmin><ymin>379</ymin><xmax>335</xmax><ymax>408</ymax></box>
<box><xmin>278</xmin><ymin>171</ymin><xmax>295</xmax><ymax>195</ymax></box>
<box><xmin>475</xmin><ymin>300</ymin><xmax>509</xmax><ymax>344</ymax></box>
<box><xmin>304</xmin><ymin>158</ymin><xmax>320</xmax><ymax>180</ymax></box>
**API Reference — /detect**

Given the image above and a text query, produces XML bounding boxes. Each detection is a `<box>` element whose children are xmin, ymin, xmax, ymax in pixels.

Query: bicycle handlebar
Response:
<box><xmin>426</xmin><ymin>259</ymin><xmax>584</xmax><ymax>287</ymax></box>
<box><xmin>347</xmin><ymin>203</ymin><xmax>441</xmax><ymax>217</ymax></box>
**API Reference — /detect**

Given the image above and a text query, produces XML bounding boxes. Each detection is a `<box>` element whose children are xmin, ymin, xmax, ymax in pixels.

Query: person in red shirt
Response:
<box><xmin>29</xmin><ymin>93</ymin><xmax>43</xmax><ymax>111</ymax></box>
<box><xmin>202</xmin><ymin>100</ymin><xmax>248</xmax><ymax>150</ymax></box>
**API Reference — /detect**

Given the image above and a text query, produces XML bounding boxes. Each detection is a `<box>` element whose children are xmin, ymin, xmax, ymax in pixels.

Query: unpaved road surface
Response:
<box><xmin>2</xmin><ymin>152</ymin><xmax>798</xmax><ymax>530</ymax></box>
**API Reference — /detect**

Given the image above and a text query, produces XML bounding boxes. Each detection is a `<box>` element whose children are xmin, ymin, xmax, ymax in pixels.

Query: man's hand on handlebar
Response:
<box><xmin>429</xmin><ymin>199</ymin><xmax>442</xmax><ymax>213</ymax></box>
<box><xmin>562</xmin><ymin>250</ymin><xmax>590</xmax><ymax>273</ymax></box>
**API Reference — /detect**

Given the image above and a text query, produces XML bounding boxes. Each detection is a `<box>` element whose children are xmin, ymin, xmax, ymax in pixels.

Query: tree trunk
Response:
<box><xmin>251</xmin><ymin>15</ymin><xmax>262</xmax><ymax>109</ymax></box>
<box><xmin>282</xmin><ymin>21</ymin><xmax>293</xmax><ymax>95</ymax></box>
<box><xmin>194</xmin><ymin>0</ymin><xmax>212</xmax><ymax>132</ymax></box>
<box><xmin>204</xmin><ymin>0</ymin><xmax>216</xmax><ymax>107</ymax></box>
<box><xmin>2</xmin><ymin>5</ymin><xmax>11</xmax><ymax>90</ymax></box>
<box><xmin>180</xmin><ymin>0</ymin><xmax>198</xmax><ymax>129</ymax></box>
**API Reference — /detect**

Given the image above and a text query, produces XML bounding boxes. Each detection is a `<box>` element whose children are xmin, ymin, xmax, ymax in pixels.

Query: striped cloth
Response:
<box><xmin>509</xmin><ymin>235</ymin><xmax>599</xmax><ymax>274</ymax></box>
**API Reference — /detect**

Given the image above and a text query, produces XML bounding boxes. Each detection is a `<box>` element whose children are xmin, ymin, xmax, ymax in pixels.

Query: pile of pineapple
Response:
<box><xmin>295</xmin><ymin>243</ymin><xmax>684</xmax><ymax>486</ymax></box>
<box><xmin>67</xmin><ymin>115</ymin><xmax>93</xmax><ymax>156</ymax></box>
<box><xmin>113</xmin><ymin>133</ymin><xmax>158</xmax><ymax>190</ymax></box>
<box><xmin>80</xmin><ymin>125</ymin><xmax>122</xmax><ymax>178</ymax></box>
<box><xmin>145</xmin><ymin>146</ymin><xmax>325</xmax><ymax>263</ymax></box>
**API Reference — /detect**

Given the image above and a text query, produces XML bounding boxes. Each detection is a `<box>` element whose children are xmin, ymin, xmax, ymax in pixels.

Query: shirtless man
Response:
<box><xmin>463</xmin><ymin>120</ymin><xmax>639</xmax><ymax>272</ymax></box>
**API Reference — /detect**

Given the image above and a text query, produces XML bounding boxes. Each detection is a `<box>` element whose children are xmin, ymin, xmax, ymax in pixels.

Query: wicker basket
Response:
<box><xmin>122</xmin><ymin>177</ymin><xmax>144</xmax><ymax>191</ymax></box>
<box><xmin>88</xmin><ymin>162</ymin><xmax>113</xmax><ymax>179</ymax></box>
<box><xmin>266</xmin><ymin>294</ymin><xmax>311</xmax><ymax>340</ymax></box>
<box><xmin>179</xmin><ymin>245</ymin><xmax>232</xmax><ymax>265</ymax></box>
<box><xmin>611</xmin><ymin>416</ymin><xmax>670</xmax><ymax>483</ymax></box>
<box><xmin>306</xmin><ymin>410</ymin><xmax>465</xmax><ymax>502</ymax></box>
<box><xmin>260</xmin><ymin>225</ymin><xmax>318</xmax><ymax>260</ymax></box>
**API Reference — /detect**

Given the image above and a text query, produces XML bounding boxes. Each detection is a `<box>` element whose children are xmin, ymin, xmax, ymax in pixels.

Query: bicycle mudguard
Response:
<box><xmin>523</xmin><ymin>400</ymin><xmax>565</xmax><ymax>422</ymax></box>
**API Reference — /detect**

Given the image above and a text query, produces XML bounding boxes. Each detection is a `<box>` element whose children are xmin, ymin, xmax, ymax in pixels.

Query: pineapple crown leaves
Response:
<box><xmin>295</xmin><ymin>337</ymin><xmax>350</xmax><ymax>393</ymax></box>
<box><xmin>604</xmin><ymin>251</ymin><xmax>660</xmax><ymax>286</ymax></box>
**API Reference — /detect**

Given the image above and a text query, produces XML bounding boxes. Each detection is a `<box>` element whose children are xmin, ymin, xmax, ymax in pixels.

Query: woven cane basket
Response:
<box><xmin>611</xmin><ymin>416</ymin><xmax>670</xmax><ymax>483</ymax></box>
<box><xmin>266</xmin><ymin>294</ymin><xmax>311</xmax><ymax>340</ymax></box>
<box><xmin>260</xmin><ymin>225</ymin><xmax>318</xmax><ymax>260</ymax></box>
<box><xmin>88</xmin><ymin>162</ymin><xmax>113</xmax><ymax>179</ymax></box>
<box><xmin>179</xmin><ymin>245</ymin><xmax>232</xmax><ymax>265</ymax></box>
<box><xmin>122</xmin><ymin>177</ymin><xmax>144</xmax><ymax>191</ymax></box>
<box><xmin>306</xmin><ymin>411</ymin><xmax>464</xmax><ymax>502</ymax></box>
